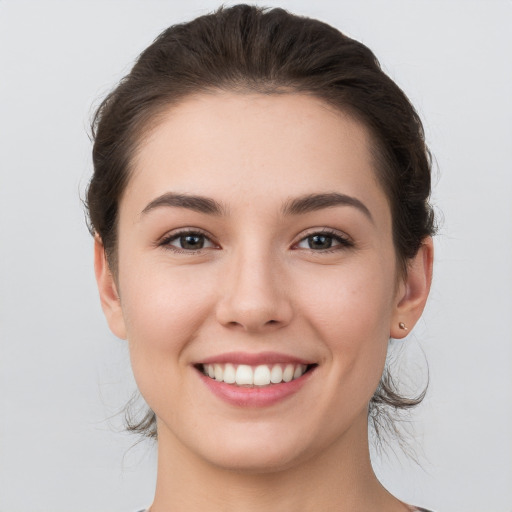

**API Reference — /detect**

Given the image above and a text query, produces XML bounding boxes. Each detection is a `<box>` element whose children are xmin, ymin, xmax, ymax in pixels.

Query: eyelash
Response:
<box><xmin>294</xmin><ymin>228</ymin><xmax>354</xmax><ymax>253</ymax></box>
<box><xmin>158</xmin><ymin>228</ymin><xmax>353</xmax><ymax>254</ymax></box>
<box><xmin>158</xmin><ymin>229</ymin><xmax>218</xmax><ymax>254</ymax></box>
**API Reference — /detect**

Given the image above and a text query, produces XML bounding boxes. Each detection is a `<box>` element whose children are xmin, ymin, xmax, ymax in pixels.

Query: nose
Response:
<box><xmin>215</xmin><ymin>245</ymin><xmax>293</xmax><ymax>333</ymax></box>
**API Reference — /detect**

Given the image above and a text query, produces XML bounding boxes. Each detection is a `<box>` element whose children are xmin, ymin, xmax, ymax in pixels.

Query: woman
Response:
<box><xmin>87</xmin><ymin>5</ymin><xmax>435</xmax><ymax>511</ymax></box>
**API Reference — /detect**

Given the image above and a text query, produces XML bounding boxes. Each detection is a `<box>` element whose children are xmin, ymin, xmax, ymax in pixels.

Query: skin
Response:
<box><xmin>95</xmin><ymin>92</ymin><xmax>433</xmax><ymax>512</ymax></box>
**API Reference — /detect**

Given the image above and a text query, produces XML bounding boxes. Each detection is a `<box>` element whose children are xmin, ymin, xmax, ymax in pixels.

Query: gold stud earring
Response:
<box><xmin>398</xmin><ymin>322</ymin><xmax>408</xmax><ymax>331</ymax></box>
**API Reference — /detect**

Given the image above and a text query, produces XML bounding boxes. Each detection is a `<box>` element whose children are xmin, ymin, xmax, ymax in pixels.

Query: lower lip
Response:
<box><xmin>197</xmin><ymin>367</ymin><xmax>316</xmax><ymax>407</ymax></box>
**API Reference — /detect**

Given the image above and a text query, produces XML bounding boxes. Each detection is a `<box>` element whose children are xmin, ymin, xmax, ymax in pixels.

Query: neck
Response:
<box><xmin>150</xmin><ymin>414</ymin><xmax>407</xmax><ymax>512</ymax></box>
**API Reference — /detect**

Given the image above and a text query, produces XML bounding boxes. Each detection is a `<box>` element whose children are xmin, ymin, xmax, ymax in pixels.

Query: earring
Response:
<box><xmin>398</xmin><ymin>322</ymin><xmax>408</xmax><ymax>331</ymax></box>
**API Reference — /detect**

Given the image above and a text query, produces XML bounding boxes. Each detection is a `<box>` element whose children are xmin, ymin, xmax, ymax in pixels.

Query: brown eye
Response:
<box><xmin>296</xmin><ymin>231</ymin><xmax>353</xmax><ymax>251</ymax></box>
<box><xmin>179</xmin><ymin>234</ymin><xmax>205</xmax><ymax>250</ymax></box>
<box><xmin>163</xmin><ymin>231</ymin><xmax>216</xmax><ymax>251</ymax></box>
<box><xmin>307</xmin><ymin>234</ymin><xmax>334</xmax><ymax>250</ymax></box>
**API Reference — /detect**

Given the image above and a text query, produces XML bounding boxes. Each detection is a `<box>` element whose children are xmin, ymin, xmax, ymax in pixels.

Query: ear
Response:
<box><xmin>94</xmin><ymin>236</ymin><xmax>127</xmax><ymax>340</ymax></box>
<box><xmin>390</xmin><ymin>237</ymin><xmax>434</xmax><ymax>339</ymax></box>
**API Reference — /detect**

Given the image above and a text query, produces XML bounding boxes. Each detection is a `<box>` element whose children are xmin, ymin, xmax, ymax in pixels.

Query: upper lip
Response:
<box><xmin>195</xmin><ymin>351</ymin><xmax>315</xmax><ymax>366</ymax></box>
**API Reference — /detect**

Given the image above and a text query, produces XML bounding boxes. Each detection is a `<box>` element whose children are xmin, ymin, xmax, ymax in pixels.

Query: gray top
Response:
<box><xmin>137</xmin><ymin>507</ymin><xmax>434</xmax><ymax>511</ymax></box>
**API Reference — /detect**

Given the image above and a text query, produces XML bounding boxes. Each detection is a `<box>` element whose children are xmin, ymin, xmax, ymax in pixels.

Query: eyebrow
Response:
<box><xmin>281</xmin><ymin>192</ymin><xmax>373</xmax><ymax>222</ymax></box>
<box><xmin>140</xmin><ymin>191</ymin><xmax>373</xmax><ymax>222</ymax></box>
<box><xmin>141</xmin><ymin>192</ymin><xmax>226</xmax><ymax>216</ymax></box>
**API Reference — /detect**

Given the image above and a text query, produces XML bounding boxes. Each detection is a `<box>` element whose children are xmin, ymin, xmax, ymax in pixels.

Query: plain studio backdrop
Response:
<box><xmin>0</xmin><ymin>1</ymin><xmax>511</xmax><ymax>511</ymax></box>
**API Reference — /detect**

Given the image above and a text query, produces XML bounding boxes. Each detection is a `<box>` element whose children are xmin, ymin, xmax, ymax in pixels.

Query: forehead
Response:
<box><xmin>124</xmin><ymin>92</ymin><xmax>389</xmax><ymax>222</ymax></box>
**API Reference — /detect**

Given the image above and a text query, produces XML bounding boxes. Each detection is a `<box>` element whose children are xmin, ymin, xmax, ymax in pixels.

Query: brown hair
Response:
<box><xmin>87</xmin><ymin>4</ymin><xmax>435</xmax><ymax>440</ymax></box>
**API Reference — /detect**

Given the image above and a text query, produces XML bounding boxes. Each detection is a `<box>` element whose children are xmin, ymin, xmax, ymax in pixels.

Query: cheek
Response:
<box><xmin>118</xmin><ymin>262</ymin><xmax>221</xmax><ymax>420</ymax></box>
<box><xmin>118</xmin><ymin>260</ymin><xmax>216</xmax><ymax>370</ymax></box>
<box><xmin>301</xmin><ymin>258</ymin><xmax>395</xmax><ymax>333</ymax></box>
<box><xmin>297</xmin><ymin>259</ymin><xmax>395</xmax><ymax>383</ymax></box>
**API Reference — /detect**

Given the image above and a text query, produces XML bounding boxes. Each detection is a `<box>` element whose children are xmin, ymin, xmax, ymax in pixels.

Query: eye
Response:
<box><xmin>295</xmin><ymin>231</ymin><xmax>353</xmax><ymax>251</ymax></box>
<box><xmin>160</xmin><ymin>230</ymin><xmax>217</xmax><ymax>252</ymax></box>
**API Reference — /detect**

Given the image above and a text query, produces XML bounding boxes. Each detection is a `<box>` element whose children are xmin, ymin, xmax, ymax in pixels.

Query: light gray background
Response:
<box><xmin>1</xmin><ymin>1</ymin><xmax>511</xmax><ymax>511</ymax></box>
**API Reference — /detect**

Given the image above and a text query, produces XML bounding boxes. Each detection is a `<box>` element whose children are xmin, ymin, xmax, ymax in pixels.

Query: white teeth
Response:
<box><xmin>235</xmin><ymin>365</ymin><xmax>253</xmax><ymax>385</ymax></box>
<box><xmin>293</xmin><ymin>365</ymin><xmax>305</xmax><ymax>379</ymax></box>
<box><xmin>253</xmin><ymin>365</ymin><xmax>271</xmax><ymax>386</ymax></box>
<box><xmin>283</xmin><ymin>364</ymin><xmax>294</xmax><ymax>382</ymax></box>
<box><xmin>270</xmin><ymin>365</ymin><xmax>283</xmax><ymax>384</ymax></box>
<box><xmin>214</xmin><ymin>364</ymin><xmax>223</xmax><ymax>381</ymax></box>
<box><xmin>223</xmin><ymin>363</ymin><xmax>236</xmax><ymax>384</ymax></box>
<box><xmin>202</xmin><ymin>362</ymin><xmax>310</xmax><ymax>386</ymax></box>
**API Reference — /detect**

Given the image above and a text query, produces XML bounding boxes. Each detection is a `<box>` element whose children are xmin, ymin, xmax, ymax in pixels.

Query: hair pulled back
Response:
<box><xmin>87</xmin><ymin>4</ymin><xmax>435</xmax><ymax>440</ymax></box>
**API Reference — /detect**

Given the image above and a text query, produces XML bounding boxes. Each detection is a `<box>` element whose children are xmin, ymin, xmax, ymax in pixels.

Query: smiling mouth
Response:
<box><xmin>197</xmin><ymin>363</ymin><xmax>317</xmax><ymax>387</ymax></box>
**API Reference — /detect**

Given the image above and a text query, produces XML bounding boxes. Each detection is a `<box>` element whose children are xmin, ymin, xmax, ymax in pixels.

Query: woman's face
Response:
<box><xmin>97</xmin><ymin>92</ymin><xmax>430</xmax><ymax>472</ymax></box>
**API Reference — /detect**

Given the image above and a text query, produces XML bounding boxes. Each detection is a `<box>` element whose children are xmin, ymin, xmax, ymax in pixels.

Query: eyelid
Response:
<box><xmin>157</xmin><ymin>227</ymin><xmax>219</xmax><ymax>252</ymax></box>
<box><xmin>156</xmin><ymin>226</ymin><xmax>353</xmax><ymax>253</ymax></box>
<box><xmin>292</xmin><ymin>228</ymin><xmax>354</xmax><ymax>250</ymax></box>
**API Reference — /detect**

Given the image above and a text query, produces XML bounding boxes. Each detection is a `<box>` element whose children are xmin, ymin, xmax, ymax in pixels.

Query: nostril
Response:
<box><xmin>215</xmin><ymin>294</ymin><xmax>293</xmax><ymax>332</ymax></box>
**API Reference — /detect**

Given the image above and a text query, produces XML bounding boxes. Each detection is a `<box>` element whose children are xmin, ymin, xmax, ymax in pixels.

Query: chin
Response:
<box><xmin>205</xmin><ymin>444</ymin><xmax>306</xmax><ymax>474</ymax></box>
<box><xmin>183</xmin><ymin>422</ymin><xmax>315</xmax><ymax>474</ymax></box>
